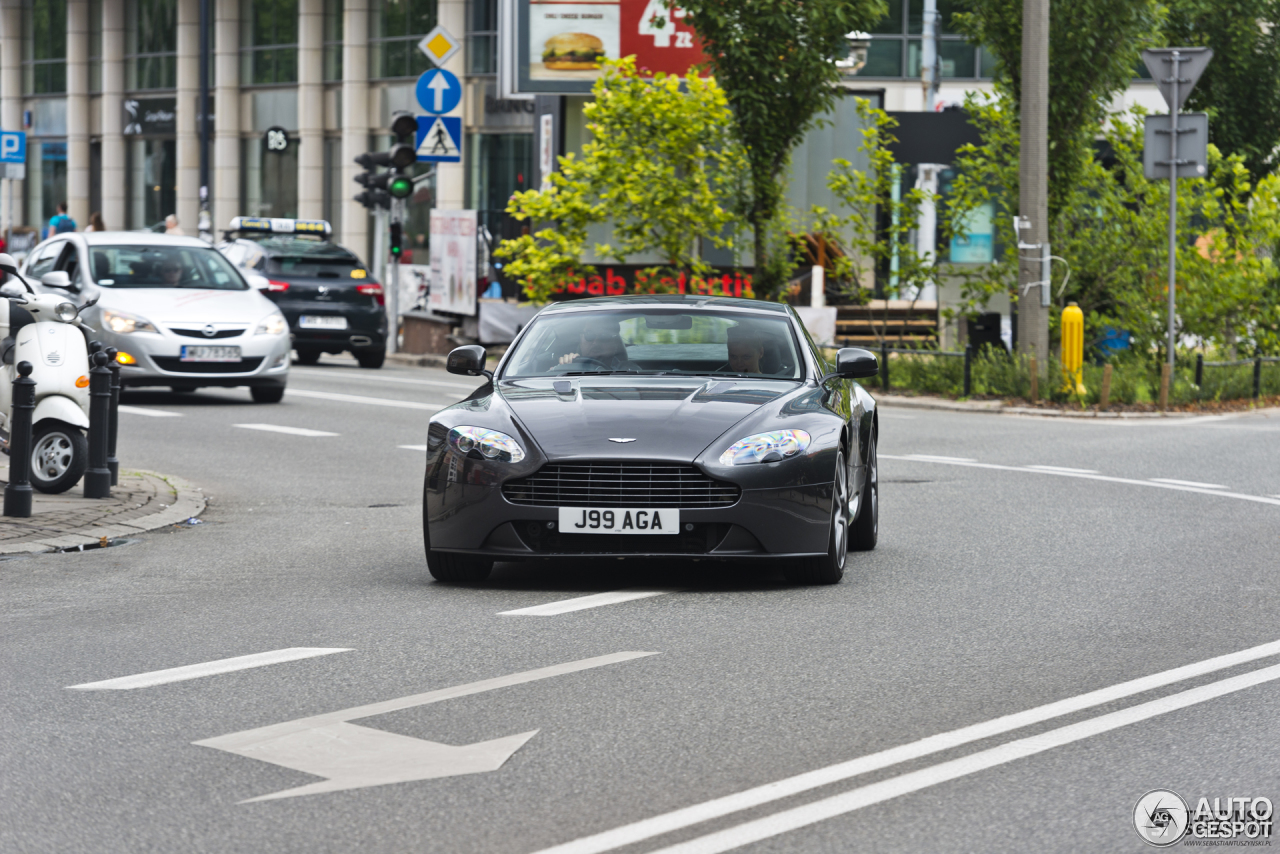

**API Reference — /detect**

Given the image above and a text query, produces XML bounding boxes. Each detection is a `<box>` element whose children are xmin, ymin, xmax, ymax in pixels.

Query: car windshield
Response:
<box><xmin>503</xmin><ymin>310</ymin><xmax>804</xmax><ymax>380</ymax></box>
<box><xmin>257</xmin><ymin>239</ymin><xmax>365</xmax><ymax>278</ymax></box>
<box><xmin>89</xmin><ymin>246</ymin><xmax>247</xmax><ymax>290</ymax></box>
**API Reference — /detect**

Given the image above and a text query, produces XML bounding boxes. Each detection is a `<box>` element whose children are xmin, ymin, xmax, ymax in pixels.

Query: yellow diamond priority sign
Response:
<box><xmin>418</xmin><ymin>25</ymin><xmax>460</xmax><ymax>67</ymax></box>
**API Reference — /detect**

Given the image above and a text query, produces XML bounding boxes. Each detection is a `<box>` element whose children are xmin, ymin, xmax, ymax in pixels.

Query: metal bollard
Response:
<box><xmin>1254</xmin><ymin>356</ymin><xmax>1263</xmax><ymax>400</ymax></box>
<box><xmin>105</xmin><ymin>347</ymin><xmax>120</xmax><ymax>486</ymax></box>
<box><xmin>880</xmin><ymin>343</ymin><xmax>889</xmax><ymax>391</ymax></box>
<box><xmin>4</xmin><ymin>361</ymin><xmax>36</xmax><ymax>517</ymax></box>
<box><xmin>84</xmin><ymin>351</ymin><xmax>112</xmax><ymax>499</ymax></box>
<box><xmin>1195</xmin><ymin>353</ymin><xmax>1204</xmax><ymax>387</ymax></box>
<box><xmin>963</xmin><ymin>344</ymin><xmax>972</xmax><ymax>397</ymax></box>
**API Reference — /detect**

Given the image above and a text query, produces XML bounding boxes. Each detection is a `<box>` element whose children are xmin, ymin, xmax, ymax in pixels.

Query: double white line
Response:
<box><xmin>534</xmin><ymin>639</ymin><xmax>1280</xmax><ymax>854</ymax></box>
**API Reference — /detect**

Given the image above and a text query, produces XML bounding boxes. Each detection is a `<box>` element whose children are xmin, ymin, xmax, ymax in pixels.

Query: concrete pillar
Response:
<box><xmin>100</xmin><ymin>0</ymin><xmax>126</xmax><ymax>231</ymax></box>
<box><xmin>214</xmin><ymin>0</ymin><xmax>240</xmax><ymax>232</ymax></box>
<box><xmin>341</xmin><ymin>0</ymin><xmax>369</xmax><ymax>255</ymax></box>
<box><xmin>0</xmin><ymin>0</ymin><xmax>23</xmax><ymax>233</ymax></box>
<box><xmin>297</xmin><ymin>0</ymin><xmax>323</xmax><ymax>220</ymax></box>
<box><xmin>175</xmin><ymin>0</ymin><xmax>200</xmax><ymax>233</ymax></box>
<box><xmin>66</xmin><ymin>1</ymin><xmax>91</xmax><ymax>227</ymax></box>
<box><xmin>436</xmin><ymin>0</ymin><xmax>466</xmax><ymax>211</ymax></box>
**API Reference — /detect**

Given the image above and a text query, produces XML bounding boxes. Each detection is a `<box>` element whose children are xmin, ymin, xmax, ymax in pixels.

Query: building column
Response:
<box><xmin>100</xmin><ymin>0</ymin><xmax>125</xmax><ymax>231</ymax></box>
<box><xmin>175</xmin><ymin>0</ymin><xmax>199</xmax><ymax>233</ymax></box>
<box><xmin>297</xmin><ymin>0</ymin><xmax>323</xmax><ymax>221</ymax></box>
<box><xmin>0</xmin><ymin>0</ymin><xmax>22</xmax><ymax>234</ymax></box>
<box><xmin>341</xmin><ymin>0</ymin><xmax>369</xmax><ymax>256</ymax></box>
<box><xmin>214</xmin><ymin>0</ymin><xmax>240</xmax><ymax>232</ymax></box>
<box><xmin>436</xmin><ymin>0</ymin><xmax>466</xmax><ymax>211</ymax></box>
<box><xmin>66</xmin><ymin>1</ymin><xmax>91</xmax><ymax>226</ymax></box>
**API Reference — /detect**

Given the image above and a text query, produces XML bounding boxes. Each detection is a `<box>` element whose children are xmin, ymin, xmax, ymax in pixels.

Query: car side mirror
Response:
<box><xmin>446</xmin><ymin>344</ymin><xmax>490</xmax><ymax>378</ymax></box>
<box><xmin>832</xmin><ymin>347</ymin><xmax>879</xmax><ymax>380</ymax></box>
<box><xmin>41</xmin><ymin>270</ymin><xmax>74</xmax><ymax>291</ymax></box>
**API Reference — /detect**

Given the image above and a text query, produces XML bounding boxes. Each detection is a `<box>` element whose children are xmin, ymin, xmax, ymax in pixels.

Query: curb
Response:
<box><xmin>386</xmin><ymin>352</ymin><xmax>448</xmax><ymax>368</ymax></box>
<box><xmin>875</xmin><ymin>394</ymin><xmax>1275</xmax><ymax>419</ymax></box>
<box><xmin>0</xmin><ymin>471</ymin><xmax>207</xmax><ymax>556</ymax></box>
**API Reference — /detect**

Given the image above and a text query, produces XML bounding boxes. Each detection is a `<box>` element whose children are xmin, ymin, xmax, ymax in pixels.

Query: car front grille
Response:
<box><xmin>502</xmin><ymin>462</ymin><xmax>740</xmax><ymax>508</ymax></box>
<box><xmin>168</xmin><ymin>328</ymin><xmax>246</xmax><ymax>339</ymax></box>
<box><xmin>151</xmin><ymin>356</ymin><xmax>264</xmax><ymax>374</ymax></box>
<box><xmin>515</xmin><ymin>522</ymin><xmax>731</xmax><ymax>554</ymax></box>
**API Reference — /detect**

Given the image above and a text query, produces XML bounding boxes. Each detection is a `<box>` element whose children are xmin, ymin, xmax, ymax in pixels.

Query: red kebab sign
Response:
<box><xmin>518</xmin><ymin>0</ymin><xmax>708</xmax><ymax>94</ymax></box>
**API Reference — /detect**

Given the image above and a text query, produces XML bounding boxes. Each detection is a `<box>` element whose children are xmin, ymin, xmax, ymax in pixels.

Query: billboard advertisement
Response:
<box><xmin>429</xmin><ymin>210</ymin><xmax>478</xmax><ymax>317</ymax></box>
<box><xmin>516</xmin><ymin>0</ymin><xmax>707</xmax><ymax>94</ymax></box>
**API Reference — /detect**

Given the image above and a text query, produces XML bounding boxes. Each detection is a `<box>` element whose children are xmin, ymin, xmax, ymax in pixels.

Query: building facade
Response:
<box><xmin>0</xmin><ymin>0</ymin><xmax>536</xmax><ymax>265</ymax></box>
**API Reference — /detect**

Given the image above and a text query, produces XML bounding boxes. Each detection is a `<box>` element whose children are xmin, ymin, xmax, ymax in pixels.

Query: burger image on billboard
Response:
<box><xmin>542</xmin><ymin>33</ymin><xmax>605</xmax><ymax>69</ymax></box>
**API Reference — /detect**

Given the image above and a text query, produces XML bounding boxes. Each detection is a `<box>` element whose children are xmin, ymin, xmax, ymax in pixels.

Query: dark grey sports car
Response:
<box><xmin>422</xmin><ymin>295</ymin><xmax>880</xmax><ymax>584</ymax></box>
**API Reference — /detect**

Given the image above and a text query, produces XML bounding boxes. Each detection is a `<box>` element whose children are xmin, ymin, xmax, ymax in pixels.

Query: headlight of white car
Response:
<box><xmin>448</xmin><ymin>426</ymin><xmax>526</xmax><ymax>463</ymax></box>
<box><xmin>255</xmin><ymin>313</ymin><xmax>288</xmax><ymax>335</ymax></box>
<box><xmin>102</xmin><ymin>308</ymin><xmax>158</xmax><ymax>334</ymax></box>
<box><xmin>719</xmin><ymin>430</ymin><xmax>811</xmax><ymax>465</ymax></box>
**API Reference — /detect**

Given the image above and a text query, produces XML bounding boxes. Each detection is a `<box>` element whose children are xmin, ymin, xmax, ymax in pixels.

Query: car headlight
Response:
<box><xmin>256</xmin><ymin>313</ymin><xmax>288</xmax><ymax>335</ymax></box>
<box><xmin>719</xmin><ymin>429</ymin><xmax>811</xmax><ymax>465</ymax></box>
<box><xmin>102</xmin><ymin>308</ymin><xmax>158</xmax><ymax>334</ymax></box>
<box><xmin>55</xmin><ymin>302</ymin><xmax>78</xmax><ymax>322</ymax></box>
<box><xmin>448</xmin><ymin>426</ymin><xmax>525</xmax><ymax>463</ymax></box>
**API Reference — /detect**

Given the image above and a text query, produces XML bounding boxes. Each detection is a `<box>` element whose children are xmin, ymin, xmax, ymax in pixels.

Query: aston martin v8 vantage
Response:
<box><xmin>422</xmin><ymin>295</ymin><xmax>880</xmax><ymax>584</ymax></box>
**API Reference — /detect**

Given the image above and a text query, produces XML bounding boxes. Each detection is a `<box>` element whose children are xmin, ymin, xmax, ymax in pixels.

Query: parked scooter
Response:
<box><xmin>0</xmin><ymin>254</ymin><xmax>98</xmax><ymax>493</ymax></box>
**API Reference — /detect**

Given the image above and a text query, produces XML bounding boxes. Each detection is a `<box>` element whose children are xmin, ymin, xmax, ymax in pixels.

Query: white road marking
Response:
<box><xmin>649</xmin><ymin>662</ymin><xmax>1280</xmax><ymax>854</ymax></box>
<box><xmin>234</xmin><ymin>423</ymin><xmax>339</xmax><ymax>437</ymax></box>
<box><xmin>531</xmin><ymin>637</ymin><xmax>1280</xmax><ymax>854</ymax></box>
<box><xmin>291</xmin><ymin>368</ymin><xmax>479</xmax><ymax>390</ymax></box>
<box><xmin>398</xmin><ymin>444</ymin><xmax>428</xmax><ymax>451</ymax></box>
<box><xmin>1025</xmin><ymin>464</ymin><xmax>1098</xmax><ymax>474</ymax></box>
<box><xmin>118</xmin><ymin>405</ymin><xmax>182</xmax><ymax>417</ymax></box>
<box><xmin>67</xmin><ymin>648</ymin><xmax>352</xmax><ymax>691</ymax></box>
<box><xmin>1150</xmin><ymin>477</ymin><xmax>1228</xmax><ymax>489</ymax></box>
<box><xmin>903</xmin><ymin>454</ymin><xmax>976</xmax><ymax>463</ymax></box>
<box><xmin>880</xmin><ymin>455</ymin><xmax>1280</xmax><ymax>507</ymax></box>
<box><xmin>285</xmin><ymin>388</ymin><xmax>447</xmax><ymax>411</ymax></box>
<box><xmin>195</xmin><ymin>651</ymin><xmax>657</xmax><ymax>802</ymax></box>
<box><xmin>500</xmin><ymin>589</ymin><xmax>680</xmax><ymax>616</ymax></box>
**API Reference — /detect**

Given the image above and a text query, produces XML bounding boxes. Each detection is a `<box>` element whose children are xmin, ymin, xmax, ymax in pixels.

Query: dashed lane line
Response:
<box><xmin>399</xmin><ymin>444</ymin><xmax>428</xmax><ymax>451</ymax></box>
<box><xmin>1149</xmin><ymin>477</ymin><xmax>1229</xmax><ymax>489</ymax></box>
<box><xmin>234</xmin><ymin>423</ymin><xmax>339</xmax><ymax>437</ymax></box>
<box><xmin>286</xmin><ymin>388</ymin><xmax>448</xmax><ymax>411</ymax></box>
<box><xmin>67</xmin><ymin>648</ymin><xmax>352</xmax><ymax>690</ymax></box>
<box><xmin>880</xmin><ymin>455</ymin><xmax>1280</xmax><ymax>507</ymax></box>
<box><xmin>529</xmin><ymin>637</ymin><xmax>1280</xmax><ymax>854</ymax></box>
<box><xmin>902</xmin><ymin>454</ymin><xmax>977</xmax><ymax>463</ymax></box>
<box><xmin>118</xmin><ymin>405</ymin><xmax>183</xmax><ymax>417</ymax></box>
<box><xmin>500</xmin><ymin>589</ymin><xmax>682</xmax><ymax>616</ymax></box>
<box><xmin>1025</xmin><ymin>464</ymin><xmax>1098</xmax><ymax>474</ymax></box>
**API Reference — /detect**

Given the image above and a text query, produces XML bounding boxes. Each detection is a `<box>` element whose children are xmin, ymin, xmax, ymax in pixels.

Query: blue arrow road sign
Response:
<box><xmin>415</xmin><ymin>69</ymin><xmax>461</xmax><ymax>115</ymax></box>
<box><xmin>416</xmin><ymin>116</ymin><xmax>462</xmax><ymax>163</ymax></box>
<box><xmin>0</xmin><ymin>131</ymin><xmax>26</xmax><ymax>164</ymax></box>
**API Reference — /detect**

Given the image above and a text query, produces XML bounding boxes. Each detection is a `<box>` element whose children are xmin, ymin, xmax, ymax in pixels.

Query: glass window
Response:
<box><xmin>27</xmin><ymin>142</ymin><xmax>68</xmax><ymax>234</ymax></box>
<box><xmin>856</xmin><ymin>40</ymin><xmax>903</xmax><ymax>78</ymax></box>
<box><xmin>241</xmin><ymin>136</ymin><xmax>299</xmax><ymax>218</ymax></box>
<box><xmin>126</xmin><ymin>138</ymin><xmax>176</xmax><ymax>229</ymax></box>
<box><xmin>978</xmin><ymin>45</ymin><xmax>999</xmax><ymax>79</ymax></box>
<box><xmin>324</xmin><ymin>0</ymin><xmax>344</xmax><ymax>80</ymax></box>
<box><xmin>908</xmin><ymin>39</ymin><xmax>977</xmax><ymax>78</ymax></box>
<box><xmin>262</xmin><ymin>241</ymin><xmax>363</xmax><ymax>277</ymax></box>
<box><xmin>871</xmin><ymin>0</ymin><xmax>904</xmax><ymax>34</ymax></box>
<box><xmin>909</xmin><ymin>0</ymin><xmax>960</xmax><ymax>35</ymax></box>
<box><xmin>467</xmin><ymin>133</ymin><xmax>534</xmax><ymax>214</ymax></box>
<box><xmin>503</xmin><ymin>311</ymin><xmax>803</xmax><ymax>380</ymax></box>
<box><xmin>370</xmin><ymin>0</ymin><xmax>437</xmax><ymax>79</ymax></box>
<box><xmin>126</xmin><ymin>0</ymin><xmax>177</xmax><ymax>90</ymax></box>
<box><xmin>89</xmin><ymin>0</ymin><xmax>102</xmax><ymax>92</ymax></box>
<box><xmin>26</xmin><ymin>240</ymin><xmax>65</xmax><ymax>278</ymax></box>
<box><xmin>89</xmin><ymin>245</ymin><xmax>249</xmax><ymax>290</ymax></box>
<box><xmin>242</xmin><ymin>0</ymin><xmax>299</xmax><ymax>85</ymax></box>
<box><xmin>24</xmin><ymin>0</ymin><xmax>67</xmax><ymax>95</ymax></box>
<box><xmin>468</xmin><ymin>0</ymin><xmax>497</xmax><ymax>74</ymax></box>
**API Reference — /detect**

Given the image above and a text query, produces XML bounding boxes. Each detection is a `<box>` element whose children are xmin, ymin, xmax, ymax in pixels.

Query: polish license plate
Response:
<box><xmin>299</xmin><ymin>315</ymin><xmax>348</xmax><ymax>330</ymax></box>
<box><xmin>180</xmin><ymin>345</ymin><xmax>241</xmax><ymax>362</ymax></box>
<box><xmin>557</xmin><ymin>507</ymin><xmax>679</xmax><ymax>534</ymax></box>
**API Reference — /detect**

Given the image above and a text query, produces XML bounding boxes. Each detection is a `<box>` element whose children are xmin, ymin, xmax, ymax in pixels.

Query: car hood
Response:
<box><xmin>92</xmin><ymin>288</ymin><xmax>278</xmax><ymax>324</ymax></box>
<box><xmin>498</xmin><ymin>376</ymin><xmax>797</xmax><ymax>462</ymax></box>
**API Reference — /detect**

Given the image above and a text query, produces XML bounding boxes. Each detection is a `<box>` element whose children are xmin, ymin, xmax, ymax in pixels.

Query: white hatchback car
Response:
<box><xmin>21</xmin><ymin>232</ymin><xmax>291</xmax><ymax>402</ymax></box>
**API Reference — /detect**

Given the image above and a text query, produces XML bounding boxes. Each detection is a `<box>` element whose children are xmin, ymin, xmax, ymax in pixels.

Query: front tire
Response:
<box><xmin>30</xmin><ymin>420</ymin><xmax>88</xmax><ymax>494</ymax></box>
<box><xmin>849</xmin><ymin>428</ymin><xmax>878</xmax><ymax>551</ymax></box>
<box><xmin>294</xmin><ymin>348</ymin><xmax>321</xmax><ymax>366</ymax></box>
<box><xmin>355</xmin><ymin>348</ymin><xmax>386</xmax><ymax>369</ymax></box>
<box><xmin>251</xmin><ymin>385</ymin><xmax>286</xmax><ymax>403</ymax></box>
<box><xmin>786</xmin><ymin>449</ymin><xmax>850</xmax><ymax>585</ymax></box>
<box><xmin>423</xmin><ymin>503</ymin><xmax>492</xmax><ymax>582</ymax></box>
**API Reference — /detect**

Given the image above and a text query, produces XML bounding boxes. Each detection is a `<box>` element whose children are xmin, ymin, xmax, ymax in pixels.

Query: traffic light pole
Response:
<box><xmin>387</xmin><ymin>198</ymin><xmax>402</xmax><ymax>355</ymax></box>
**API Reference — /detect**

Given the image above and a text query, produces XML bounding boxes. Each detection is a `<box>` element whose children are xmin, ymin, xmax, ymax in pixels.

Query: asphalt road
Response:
<box><xmin>3</xmin><ymin>355</ymin><xmax>1279</xmax><ymax>854</ymax></box>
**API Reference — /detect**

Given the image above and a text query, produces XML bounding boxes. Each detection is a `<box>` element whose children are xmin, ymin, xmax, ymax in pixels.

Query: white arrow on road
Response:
<box><xmin>194</xmin><ymin>651</ymin><xmax>657</xmax><ymax>802</ymax></box>
<box><xmin>427</xmin><ymin>72</ymin><xmax>451</xmax><ymax>112</ymax></box>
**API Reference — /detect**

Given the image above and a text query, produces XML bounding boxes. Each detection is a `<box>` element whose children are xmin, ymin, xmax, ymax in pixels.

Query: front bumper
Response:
<box><xmin>108</xmin><ymin>330</ymin><xmax>292</xmax><ymax>388</ymax></box>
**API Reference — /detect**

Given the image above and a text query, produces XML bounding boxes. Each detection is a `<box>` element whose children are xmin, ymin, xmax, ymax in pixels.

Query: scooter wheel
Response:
<box><xmin>30</xmin><ymin>420</ymin><xmax>88</xmax><ymax>494</ymax></box>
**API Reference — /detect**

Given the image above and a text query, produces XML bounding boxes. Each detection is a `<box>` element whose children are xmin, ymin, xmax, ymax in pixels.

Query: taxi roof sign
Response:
<box><xmin>228</xmin><ymin>217</ymin><xmax>332</xmax><ymax>237</ymax></box>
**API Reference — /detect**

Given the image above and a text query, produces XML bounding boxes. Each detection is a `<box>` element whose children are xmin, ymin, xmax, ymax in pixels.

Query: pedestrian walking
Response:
<box><xmin>164</xmin><ymin>214</ymin><xmax>184</xmax><ymax>235</ymax></box>
<box><xmin>85</xmin><ymin>212</ymin><xmax>106</xmax><ymax>232</ymax></box>
<box><xmin>46</xmin><ymin>202</ymin><xmax>76</xmax><ymax>238</ymax></box>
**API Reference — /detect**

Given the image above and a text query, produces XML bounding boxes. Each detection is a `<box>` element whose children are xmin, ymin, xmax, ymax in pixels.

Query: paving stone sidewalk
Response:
<box><xmin>0</xmin><ymin>462</ymin><xmax>206</xmax><ymax>555</ymax></box>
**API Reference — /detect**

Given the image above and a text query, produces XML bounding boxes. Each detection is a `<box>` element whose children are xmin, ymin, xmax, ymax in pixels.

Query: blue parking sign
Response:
<box><xmin>0</xmin><ymin>131</ymin><xmax>26</xmax><ymax>164</ymax></box>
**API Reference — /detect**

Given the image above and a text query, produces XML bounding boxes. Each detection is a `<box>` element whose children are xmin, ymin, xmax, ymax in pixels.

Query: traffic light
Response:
<box><xmin>388</xmin><ymin>171</ymin><xmax>413</xmax><ymax>199</ymax></box>
<box><xmin>352</xmin><ymin>113</ymin><xmax>420</xmax><ymax>211</ymax></box>
<box><xmin>389</xmin><ymin>222</ymin><xmax>403</xmax><ymax>258</ymax></box>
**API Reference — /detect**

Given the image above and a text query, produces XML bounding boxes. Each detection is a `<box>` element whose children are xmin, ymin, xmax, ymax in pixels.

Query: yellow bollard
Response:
<box><xmin>1060</xmin><ymin>302</ymin><xmax>1086</xmax><ymax>395</ymax></box>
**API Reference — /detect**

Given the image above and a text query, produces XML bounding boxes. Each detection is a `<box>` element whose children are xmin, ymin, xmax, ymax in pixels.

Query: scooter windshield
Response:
<box><xmin>89</xmin><ymin>246</ymin><xmax>247</xmax><ymax>290</ymax></box>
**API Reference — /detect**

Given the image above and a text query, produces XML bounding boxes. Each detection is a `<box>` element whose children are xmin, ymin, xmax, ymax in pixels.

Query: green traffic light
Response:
<box><xmin>389</xmin><ymin>175</ymin><xmax>414</xmax><ymax>199</ymax></box>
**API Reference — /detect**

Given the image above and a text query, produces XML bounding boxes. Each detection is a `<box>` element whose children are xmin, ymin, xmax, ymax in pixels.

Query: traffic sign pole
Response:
<box><xmin>1167</xmin><ymin>52</ymin><xmax>1180</xmax><ymax>371</ymax></box>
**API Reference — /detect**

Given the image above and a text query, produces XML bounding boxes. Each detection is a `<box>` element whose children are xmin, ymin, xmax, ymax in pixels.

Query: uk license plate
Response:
<box><xmin>557</xmin><ymin>507</ymin><xmax>679</xmax><ymax>534</ymax></box>
<box><xmin>299</xmin><ymin>315</ymin><xmax>348</xmax><ymax>330</ymax></box>
<box><xmin>180</xmin><ymin>345</ymin><xmax>241</xmax><ymax>362</ymax></box>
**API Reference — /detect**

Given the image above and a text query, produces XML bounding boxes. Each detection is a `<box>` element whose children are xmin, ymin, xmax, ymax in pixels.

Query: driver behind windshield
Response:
<box><xmin>726</xmin><ymin>324</ymin><xmax>766</xmax><ymax>374</ymax></box>
<box><xmin>558</xmin><ymin>318</ymin><xmax>639</xmax><ymax>370</ymax></box>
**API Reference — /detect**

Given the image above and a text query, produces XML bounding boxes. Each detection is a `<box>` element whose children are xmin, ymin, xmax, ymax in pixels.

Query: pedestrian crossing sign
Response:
<box><xmin>416</xmin><ymin>116</ymin><xmax>462</xmax><ymax>163</ymax></box>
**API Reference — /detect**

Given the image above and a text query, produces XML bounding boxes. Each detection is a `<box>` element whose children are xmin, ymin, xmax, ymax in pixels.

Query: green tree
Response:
<box><xmin>1164</xmin><ymin>0</ymin><xmax>1280</xmax><ymax>185</ymax></box>
<box><xmin>677</xmin><ymin>0</ymin><xmax>887</xmax><ymax>297</ymax></box>
<box><xmin>954</xmin><ymin>0</ymin><xmax>1163</xmax><ymax>219</ymax></box>
<box><xmin>497</xmin><ymin>58</ymin><xmax>748</xmax><ymax>301</ymax></box>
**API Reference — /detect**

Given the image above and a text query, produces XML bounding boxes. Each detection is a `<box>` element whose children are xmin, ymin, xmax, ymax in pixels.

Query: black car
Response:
<box><xmin>218</xmin><ymin>218</ymin><xmax>388</xmax><ymax>368</ymax></box>
<box><xmin>422</xmin><ymin>295</ymin><xmax>880</xmax><ymax>585</ymax></box>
